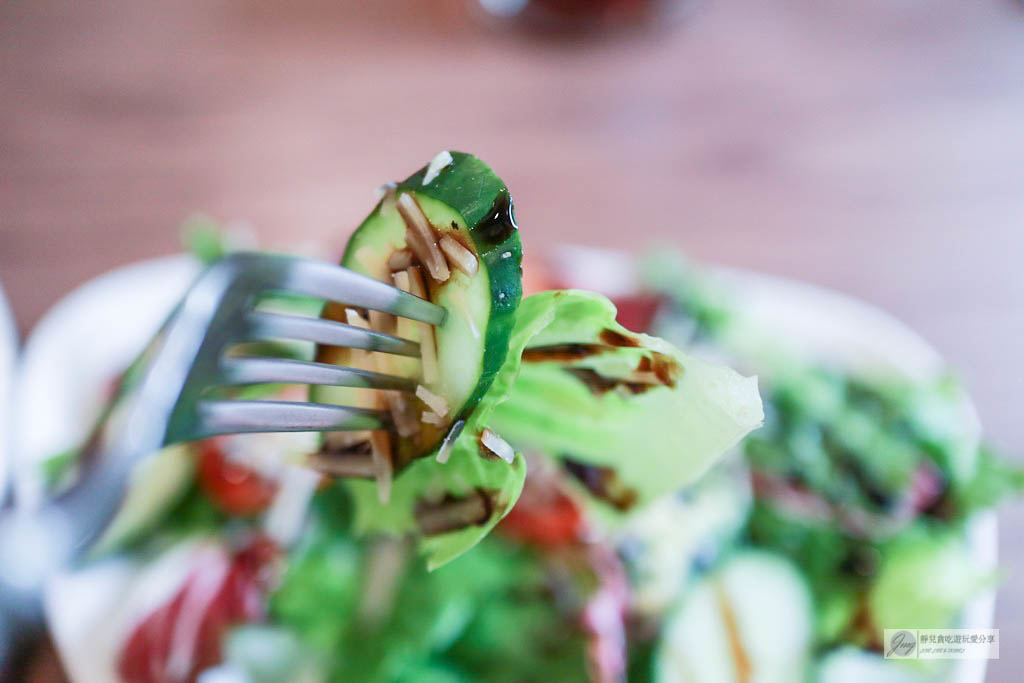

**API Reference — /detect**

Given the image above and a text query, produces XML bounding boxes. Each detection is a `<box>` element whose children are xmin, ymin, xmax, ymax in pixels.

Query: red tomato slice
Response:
<box><xmin>117</xmin><ymin>537</ymin><xmax>278</xmax><ymax>683</ymax></box>
<box><xmin>197</xmin><ymin>438</ymin><xmax>277</xmax><ymax>516</ymax></box>
<box><xmin>610</xmin><ymin>293</ymin><xmax>663</xmax><ymax>333</ymax></box>
<box><xmin>499</xmin><ymin>476</ymin><xmax>586</xmax><ymax>547</ymax></box>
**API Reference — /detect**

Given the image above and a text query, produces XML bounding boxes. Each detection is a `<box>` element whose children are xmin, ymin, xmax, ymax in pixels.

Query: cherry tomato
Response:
<box><xmin>610</xmin><ymin>293</ymin><xmax>663</xmax><ymax>333</ymax></box>
<box><xmin>197</xmin><ymin>437</ymin><xmax>277</xmax><ymax>516</ymax></box>
<box><xmin>499</xmin><ymin>484</ymin><xmax>585</xmax><ymax>547</ymax></box>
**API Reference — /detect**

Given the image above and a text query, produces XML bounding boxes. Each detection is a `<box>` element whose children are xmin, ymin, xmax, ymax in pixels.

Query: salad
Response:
<box><xmin>36</xmin><ymin>153</ymin><xmax>764</xmax><ymax>682</ymax></box>
<box><xmin>598</xmin><ymin>251</ymin><xmax>1022</xmax><ymax>682</ymax></box>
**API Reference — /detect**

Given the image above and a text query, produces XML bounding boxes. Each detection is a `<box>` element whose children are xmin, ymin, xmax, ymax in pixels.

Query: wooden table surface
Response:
<box><xmin>2</xmin><ymin>0</ymin><xmax>1023</xmax><ymax>678</ymax></box>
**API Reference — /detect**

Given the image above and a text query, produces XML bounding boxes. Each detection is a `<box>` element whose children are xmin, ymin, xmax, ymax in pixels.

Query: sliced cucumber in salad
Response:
<box><xmin>313</xmin><ymin>151</ymin><xmax>522</xmax><ymax>475</ymax></box>
<box><xmin>656</xmin><ymin>550</ymin><xmax>813</xmax><ymax>683</ymax></box>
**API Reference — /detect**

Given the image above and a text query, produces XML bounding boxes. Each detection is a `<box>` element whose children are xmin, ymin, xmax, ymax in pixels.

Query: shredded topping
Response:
<box><xmin>405</xmin><ymin>267</ymin><xmax>439</xmax><ymax>384</ymax></box>
<box><xmin>391</xmin><ymin>269</ymin><xmax>411</xmax><ymax>293</ymax></box>
<box><xmin>422</xmin><ymin>150</ymin><xmax>454</xmax><ymax>185</ymax></box>
<box><xmin>439</xmin><ymin>235</ymin><xmax>479</xmax><ymax>277</ymax></box>
<box><xmin>308</xmin><ymin>452</ymin><xmax>376</xmax><ymax>478</ymax></box>
<box><xmin>480</xmin><ymin>429</ymin><xmax>515</xmax><ymax>464</ymax></box>
<box><xmin>415</xmin><ymin>489</ymin><xmax>495</xmax><ymax>536</ymax></box>
<box><xmin>367</xmin><ymin>309</ymin><xmax>395</xmax><ymax>336</ymax></box>
<box><xmin>387</xmin><ymin>248</ymin><xmax>414</xmax><ymax>272</ymax></box>
<box><xmin>369</xmin><ymin>431</ymin><xmax>393</xmax><ymax>504</ymax></box>
<box><xmin>436</xmin><ymin>420</ymin><xmax>466</xmax><ymax>464</ymax></box>
<box><xmin>416</xmin><ymin>384</ymin><xmax>449</xmax><ymax>417</ymax></box>
<box><xmin>421</xmin><ymin>411</ymin><xmax>444</xmax><ymax>426</ymax></box>
<box><xmin>344</xmin><ymin>308</ymin><xmax>370</xmax><ymax>329</ymax></box>
<box><xmin>397</xmin><ymin>193</ymin><xmax>450</xmax><ymax>282</ymax></box>
<box><xmin>374</xmin><ymin>182</ymin><xmax>397</xmax><ymax>201</ymax></box>
<box><xmin>386</xmin><ymin>392</ymin><xmax>419</xmax><ymax>438</ymax></box>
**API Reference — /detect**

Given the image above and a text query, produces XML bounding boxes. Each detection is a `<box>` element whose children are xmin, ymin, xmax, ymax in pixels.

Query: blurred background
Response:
<box><xmin>1</xmin><ymin>0</ymin><xmax>1022</xmax><ymax>679</ymax></box>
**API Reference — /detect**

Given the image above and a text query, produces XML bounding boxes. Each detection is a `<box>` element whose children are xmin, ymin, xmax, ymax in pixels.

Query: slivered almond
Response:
<box><xmin>374</xmin><ymin>182</ymin><xmax>397</xmax><ymax>201</ymax></box>
<box><xmin>387</xmin><ymin>392</ymin><xmax>419</xmax><ymax>438</ymax></box>
<box><xmin>309</xmin><ymin>452</ymin><xmax>377</xmax><ymax>478</ymax></box>
<box><xmin>342</xmin><ymin>309</ymin><xmax>373</xmax><ymax>365</ymax></box>
<box><xmin>436</xmin><ymin>419</ymin><xmax>466</xmax><ymax>464</ymax></box>
<box><xmin>421</xmin><ymin>411</ymin><xmax>444</xmax><ymax>426</ymax></box>
<box><xmin>406</xmin><ymin>267</ymin><xmax>439</xmax><ymax>384</ymax></box>
<box><xmin>480</xmin><ymin>429</ymin><xmax>515</xmax><ymax>464</ymax></box>
<box><xmin>405</xmin><ymin>265</ymin><xmax>427</xmax><ymax>297</ymax></box>
<box><xmin>387</xmin><ymin>270</ymin><xmax>423</xmax><ymax>425</ymax></box>
<box><xmin>387</xmin><ymin>249</ymin><xmax>414</xmax><ymax>272</ymax></box>
<box><xmin>344</xmin><ymin>307</ymin><xmax>401</xmax><ymax>484</ymax></box>
<box><xmin>402</xmin><ymin>227</ymin><xmax>435</xmax><ymax>278</ymax></box>
<box><xmin>345</xmin><ymin>308</ymin><xmax>371</xmax><ymax>329</ymax></box>
<box><xmin>422</xmin><ymin>150</ymin><xmax>453</xmax><ymax>185</ymax></box>
<box><xmin>449</xmin><ymin>288</ymin><xmax>479</xmax><ymax>339</ymax></box>
<box><xmin>323</xmin><ymin>430</ymin><xmax>370</xmax><ymax>452</ymax></box>
<box><xmin>369</xmin><ymin>431</ymin><xmax>393</xmax><ymax>504</ymax></box>
<box><xmin>416</xmin><ymin>493</ymin><xmax>490</xmax><ymax>536</ymax></box>
<box><xmin>439</xmin><ymin>235</ymin><xmax>478</xmax><ymax>277</ymax></box>
<box><xmin>397</xmin><ymin>193</ymin><xmax>450</xmax><ymax>282</ymax></box>
<box><xmin>415</xmin><ymin>384</ymin><xmax>449</xmax><ymax>418</ymax></box>
<box><xmin>368</xmin><ymin>309</ymin><xmax>396</xmax><ymax>336</ymax></box>
<box><xmin>392</xmin><ymin>269</ymin><xmax>411</xmax><ymax>293</ymax></box>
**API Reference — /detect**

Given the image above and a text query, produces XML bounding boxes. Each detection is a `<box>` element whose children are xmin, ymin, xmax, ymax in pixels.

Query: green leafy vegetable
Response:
<box><xmin>347</xmin><ymin>289</ymin><xmax>763</xmax><ymax>568</ymax></box>
<box><xmin>490</xmin><ymin>290</ymin><xmax>763</xmax><ymax>508</ymax></box>
<box><xmin>868</xmin><ymin>527</ymin><xmax>993</xmax><ymax>632</ymax></box>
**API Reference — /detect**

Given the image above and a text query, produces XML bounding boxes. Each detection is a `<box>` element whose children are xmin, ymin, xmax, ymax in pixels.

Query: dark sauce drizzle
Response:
<box><xmin>563</xmin><ymin>458</ymin><xmax>639</xmax><ymax>511</ymax></box>
<box><xmin>474</xmin><ymin>190</ymin><xmax>518</xmax><ymax>248</ymax></box>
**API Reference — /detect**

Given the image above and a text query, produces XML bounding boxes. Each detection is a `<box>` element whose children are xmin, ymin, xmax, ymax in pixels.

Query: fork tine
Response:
<box><xmin>195</xmin><ymin>399</ymin><xmax>388</xmax><ymax>437</ymax></box>
<box><xmin>244</xmin><ymin>312</ymin><xmax>420</xmax><ymax>356</ymax></box>
<box><xmin>219</xmin><ymin>357</ymin><xmax>416</xmax><ymax>392</ymax></box>
<box><xmin>280</xmin><ymin>257</ymin><xmax>447</xmax><ymax>326</ymax></box>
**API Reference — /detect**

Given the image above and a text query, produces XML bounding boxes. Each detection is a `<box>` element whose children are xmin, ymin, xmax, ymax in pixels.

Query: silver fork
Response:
<box><xmin>0</xmin><ymin>252</ymin><xmax>444</xmax><ymax>657</ymax></box>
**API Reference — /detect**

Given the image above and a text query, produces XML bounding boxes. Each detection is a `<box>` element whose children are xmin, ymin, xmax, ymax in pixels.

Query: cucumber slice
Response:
<box><xmin>656</xmin><ymin>551</ymin><xmax>814</xmax><ymax>683</ymax></box>
<box><xmin>312</xmin><ymin>152</ymin><xmax>522</xmax><ymax>474</ymax></box>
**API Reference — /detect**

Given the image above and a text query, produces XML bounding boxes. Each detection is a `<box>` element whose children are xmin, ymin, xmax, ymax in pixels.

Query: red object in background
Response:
<box><xmin>117</xmin><ymin>538</ymin><xmax>278</xmax><ymax>683</ymax></box>
<box><xmin>197</xmin><ymin>438</ymin><xmax>277</xmax><ymax>516</ymax></box>
<box><xmin>499</xmin><ymin>482</ymin><xmax>585</xmax><ymax>547</ymax></box>
<box><xmin>610</xmin><ymin>294</ymin><xmax>662</xmax><ymax>333</ymax></box>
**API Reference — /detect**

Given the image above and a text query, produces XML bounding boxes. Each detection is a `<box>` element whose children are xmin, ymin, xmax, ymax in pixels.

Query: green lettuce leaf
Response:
<box><xmin>490</xmin><ymin>290</ymin><xmax>764</xmax><ymax>509</ymax></box>
<box><xmin>345</xmin><ymin>289</ymin><xmax>558</xmax><ymax>569</ymax></box>
<box><xmin>349</xmin><ymin>290</ymin><xmax>762</xmax><ymax>568</ymax></box>
<box><xmin>868</xmin><ymin>526</ymin><xmax>993</xmax><ymax>632</ymax></box>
